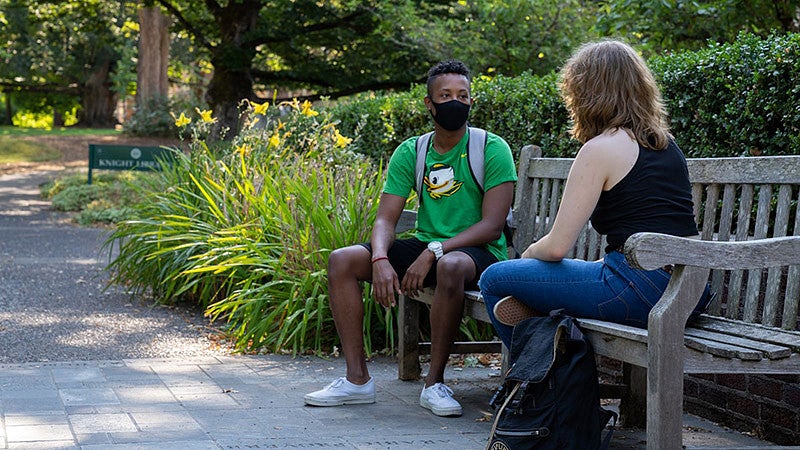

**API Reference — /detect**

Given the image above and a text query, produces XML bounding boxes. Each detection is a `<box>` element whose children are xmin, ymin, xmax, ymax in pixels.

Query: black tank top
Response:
<box><xmin>590</xmin><ymin>139</ymin><xmax>698</xmax><ymax>253</ymax></box>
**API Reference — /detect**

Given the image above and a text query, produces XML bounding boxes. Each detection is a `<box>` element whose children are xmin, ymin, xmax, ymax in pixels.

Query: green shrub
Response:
<box><xmin>124</xmin><ymin>96</ymin><xmax>175</xmax><ymax>137</ymax></box>
<box><xmin>330</xmin><ymin>73</ymin><xmax>577</xmax><ymax>160</ymax></box>
<box><xmin>652</xmin><ymin>32</ymin><xmax>800</xmax><ymax>157</ymax></box>
<box><xmin>105</xmin><ymin>101</ymin><xmax>390</xmax><ymax>355</ymax></box>
<box><xmin>43</xmin><ymin>172</ymin><xmax>148</xmax><ymax>220</ymax></box>
<box><xmin>330</xmin><ymin>32</ymin><xmax>800</xmax><ymax>160</ymax></box>
<box><xmin>50</xmin><ymin>185</ymin><xmax>105</xmax><ymax>211</ymax></box>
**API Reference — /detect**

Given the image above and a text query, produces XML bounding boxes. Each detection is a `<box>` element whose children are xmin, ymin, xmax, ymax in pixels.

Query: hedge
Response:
<box><xmin>328</xmin><ymin>32</ymin><xmax>800</xmax><ymax>160</ymax></box>
<box><xmin>652</xmin><ymin>32</ymin><xmax>800</xmax><ymax>157</ymax></box>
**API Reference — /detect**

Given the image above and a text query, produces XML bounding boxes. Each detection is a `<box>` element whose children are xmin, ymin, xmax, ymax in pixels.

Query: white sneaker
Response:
<box><xmin>304</xmin><ymin>377</ymin><xmax>376</xmax><ymax>406</ymax></box>
<box><xmin>419</xmin><ymin>382</ymin><xmax>462</xmax><ymax>417</ymax></box>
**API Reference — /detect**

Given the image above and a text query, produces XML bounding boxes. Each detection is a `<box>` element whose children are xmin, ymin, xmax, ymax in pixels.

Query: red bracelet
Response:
<box><xmin>371</xmin><ymin>256</ymin><xmax>389</xmax><ymax>264</ymax></box>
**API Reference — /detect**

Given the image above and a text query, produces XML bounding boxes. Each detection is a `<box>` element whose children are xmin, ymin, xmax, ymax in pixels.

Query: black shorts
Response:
<box><xmin>360</xmin><ymin>238</ymin><xmax>498</xmax><ymax>289</ymax></box>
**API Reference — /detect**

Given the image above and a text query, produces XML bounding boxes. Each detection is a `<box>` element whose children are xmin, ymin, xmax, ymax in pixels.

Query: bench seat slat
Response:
<box><xmin>683</xmin><ymin>335</ymin><xmax>763</xmax><ymax>360</ymax></box>
<box><xmin>576</xmin><ymin>319</ymin><xmax>649</xmax><ymax>344</ymax></box>
<box><xmin>691</xmin><ymin>316</ymin><xmax>800</xmax><ymax>352</ymax></box>
<box><xmin>579</xmin><ymin>318</ymin><xmax>768</xmax><ymax>361</ymax></box>
<box><xmin>409</xmin><ymin>289</ymin><xmax>491</xmax><ymax>323</ymax></box>
<box><xmin>683</xmin><ymin>328</ymin><xmax>792</xmax><ymax>359</ymax></box>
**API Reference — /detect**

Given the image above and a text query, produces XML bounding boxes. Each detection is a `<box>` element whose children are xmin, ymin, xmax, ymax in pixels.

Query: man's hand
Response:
<box><xmin>401</xmin><ymin>250</ymin><xmax>435</xmax><ymax>298</ymax></box>
<box><xmin>372</xmin><ymin>260</ymin><xmax>401</xmax><ymax>307</ymax></box>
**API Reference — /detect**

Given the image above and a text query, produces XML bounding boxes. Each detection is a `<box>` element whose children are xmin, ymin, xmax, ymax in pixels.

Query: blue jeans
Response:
<box><xmin>478</xmin><ymin>251</ymin><xmax>711</xmax><ymax>346</ymax></box>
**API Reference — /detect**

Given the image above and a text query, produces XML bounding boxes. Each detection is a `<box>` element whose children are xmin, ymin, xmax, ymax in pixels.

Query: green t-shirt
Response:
<box><xmin>383</xmin><ymin>130</ymin><xmax>517</xmax><ymax>261</ymax></box>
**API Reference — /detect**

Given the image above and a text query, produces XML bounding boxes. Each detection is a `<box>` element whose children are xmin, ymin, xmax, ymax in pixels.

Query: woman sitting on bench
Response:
<box><xmin>478</xmin><ymin>39</ymin><xmax>711</xmax><ymax>346</ymax></box>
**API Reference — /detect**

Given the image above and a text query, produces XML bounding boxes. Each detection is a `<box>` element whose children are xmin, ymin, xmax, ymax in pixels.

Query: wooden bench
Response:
<box><xmin>398</xmin><ymin>145</ymin><xmax>800</xmax><ymax>449</ymax></box>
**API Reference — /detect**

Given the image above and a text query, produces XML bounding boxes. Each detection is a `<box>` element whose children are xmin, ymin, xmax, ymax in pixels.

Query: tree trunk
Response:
<box><xmin>80</xmin><ymin>60</ymin><xmax>118</xmax><ymax>127</ymax></box>
<box><xmin>3</xmin><ymin>94</ymin><xmax>11</xmax><ymax>126</ymax></box>
<box><xmin>137</xmin><ymin>7</ymin><xmax>171</xmax><ymax>105</ymax></box>
<box><xmin>206</xmin><ymin>62</ymin><xmax>254</xmax><ymax>140</ymax></box>
<box><xmin>204</xmin><ymin>0</ymin><xmax>261</xmax><ymax>141</ymax></box>
<box><xmin>53</xmin><ymin>110</ymin><xmax>64</xmax><ymax>127</ymax></box>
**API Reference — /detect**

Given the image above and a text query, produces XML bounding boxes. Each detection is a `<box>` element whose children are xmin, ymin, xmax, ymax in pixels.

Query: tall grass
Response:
<box><xmin>105</xmin><ymin>103</ymin><xmax>389</xmax><ymax>354</ymax></box>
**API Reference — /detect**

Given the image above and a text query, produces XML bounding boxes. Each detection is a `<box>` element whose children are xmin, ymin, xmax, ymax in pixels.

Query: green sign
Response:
<box><xmin>88</xmin><ymin>144</ymin><xmax>177</xmax><ymax>184</ymax></box>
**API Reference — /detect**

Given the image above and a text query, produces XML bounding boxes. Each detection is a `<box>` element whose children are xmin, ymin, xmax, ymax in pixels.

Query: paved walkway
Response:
<box><xmin>0</xmin><ymin>170</ymin><xmax>790</xmax><ymax>449</ymax></box>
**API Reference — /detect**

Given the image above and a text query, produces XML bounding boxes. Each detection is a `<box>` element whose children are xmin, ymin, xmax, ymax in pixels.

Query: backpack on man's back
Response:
<box><xmin>415</xmin><ymin>127</ymin><xmax>518</xmax><ymax>257</ymax></box>
<box><xmin>486</xmin><ymin>311</ymin><xmax>616</xmax><ymax>450</ymax></box>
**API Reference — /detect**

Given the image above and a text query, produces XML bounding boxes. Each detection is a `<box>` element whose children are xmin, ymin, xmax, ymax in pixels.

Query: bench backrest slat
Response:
<box><xmin>785</xmin><ymin>200</ymin><xmax>800</xmax><ymax>329</ymax></box>
<box><xmin>515</xmin><ymin>151</ymin><xmax>800</xmax><ymax>331</ymax></box>
<box><xmin>687</xmin><ymin>156</ymin><xmax>800</xmax><ymax>184</ymax></box>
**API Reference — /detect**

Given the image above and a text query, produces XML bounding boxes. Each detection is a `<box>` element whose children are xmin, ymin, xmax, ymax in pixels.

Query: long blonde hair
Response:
<box><xmin>559</xmin><ymin>40</ymin><xmax>670</xmax><ymax>149</ymax></box>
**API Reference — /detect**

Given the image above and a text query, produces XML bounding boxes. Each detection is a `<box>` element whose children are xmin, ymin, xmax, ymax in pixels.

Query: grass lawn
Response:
<box><xmin>0</xmin><ymin>126</ymin><xmax>120</xmax><ymax>163</ymax></box>
<box><xmin>0</xmin><ymin>136</ymin><xmax>60</xmax><ymax>163</ymax></box>
<box><xmin>0</xmin><ymin>126</ymin><xmax>120</xmax><ymax>137</ymax></box>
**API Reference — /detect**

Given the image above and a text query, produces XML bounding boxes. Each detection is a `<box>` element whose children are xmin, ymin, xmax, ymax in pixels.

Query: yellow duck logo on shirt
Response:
<box><xmin>424</xmin><ymin>163</ymin><xmax>463</xmax><ymax>199</ymax></box>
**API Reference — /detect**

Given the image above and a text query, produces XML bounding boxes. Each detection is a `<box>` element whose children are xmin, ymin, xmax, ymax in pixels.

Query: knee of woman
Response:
<box><xmin>477</xmin><ymin>263</ymin><xmax>503</xmax><ymax>292</ymax></box>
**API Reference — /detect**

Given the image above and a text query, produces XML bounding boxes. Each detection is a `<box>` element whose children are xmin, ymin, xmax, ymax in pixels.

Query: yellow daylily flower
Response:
<box><xmin>280</xmin><ymin>98</ymin><xmax>301</xmax><ymax>110</ymax></box>
<box><xmin>195</xmin><ymin>108</ymin><xmax>216</xmax><ymax>123</ymax></box>
<box><xmin>333</xmin><ymin>129</ymin><xmax>353</xmax><ymax>148</ymax></box>
<box><xmin>300</xmin><ymin>100</ymin><xmax>319</xmax><ymax>117</ymax></box>
<box><xmin>235</xmin><ymin>144</ymin><xmax>251</xmax><ymax>155</ymax></box>
<box><xmin>173</xmin><ymin>112</ymin><xmax>191</xmax><ymax>127</ymax></box>
<box><xmin>276</xmin><ymin>119</ymin><xmax>285</xmax><ymax>131</ymax></box>
<box><xmin>269</xmin><ymin>133</ymin><xmax>281</xmax><ymax>148</ymax></box>
<box><xmin>251</xmin><ymin>101</ymin><xmax>269</xmax><ymax>115</ymax></box>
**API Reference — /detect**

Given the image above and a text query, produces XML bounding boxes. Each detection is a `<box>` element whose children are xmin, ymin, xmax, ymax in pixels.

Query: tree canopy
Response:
<box><xmin>0</xmin><ymin>0</ymin><xmax>138</xmax><ymax>126</ymax></box>
<box><xmin>0</xmin><ymin>0</ymin><xmax>798</xmax><ymax>134</ymax></box>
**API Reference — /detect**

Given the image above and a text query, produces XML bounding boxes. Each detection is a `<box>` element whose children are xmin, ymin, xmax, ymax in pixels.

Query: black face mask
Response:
<box><xmin>429</xmin><ymin>99</ymin><xmax>470</xmax><ymax>131</ymax></box>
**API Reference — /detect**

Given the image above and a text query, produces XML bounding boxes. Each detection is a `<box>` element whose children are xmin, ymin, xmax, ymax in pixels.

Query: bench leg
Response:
<box><xmin>646</xmin><ymin>335</ymin><xmax>684</xmax><ymax>450</ymax></box>
<box><xmin>397</xmin><ymin>294</ymin><xmax>421</xmax><ymax>380</ymax></box>
<box><xmin>619</xmin><ymin>363</ymin><xmax>647</xmax><ymax>428</ymax></box>
<box><xmin>646</xmin><ymin>266</ymin><xmax>709</xmax><ymax>450</ymax></box>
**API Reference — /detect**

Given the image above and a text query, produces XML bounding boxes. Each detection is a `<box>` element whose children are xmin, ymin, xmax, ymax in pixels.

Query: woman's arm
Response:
<box><xmin>522</xmin><ymin>131</ymin><xmax>637</xmax><ymax>261</ymax></box>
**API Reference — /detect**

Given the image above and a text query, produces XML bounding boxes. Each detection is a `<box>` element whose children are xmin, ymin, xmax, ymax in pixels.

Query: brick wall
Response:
<box><xmin>684</xmin><ymin>373</ymin><xmax>800</xmax><ymax>446</ymax></box>
<box><xmin>597</xmin><ymin>358</ymin><xmax>800</xmax><ymax>445</ymax></box>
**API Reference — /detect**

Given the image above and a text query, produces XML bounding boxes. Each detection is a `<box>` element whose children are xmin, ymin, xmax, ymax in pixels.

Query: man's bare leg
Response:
<box><xmin>327</xmin><ymin>245</ymin><xmax>373</xmax><ymax>385</ymax></box>
<box><xmin>425</xmin><ymin>252</ymin><xmax>474</xmax><ymax>387</ymax></box>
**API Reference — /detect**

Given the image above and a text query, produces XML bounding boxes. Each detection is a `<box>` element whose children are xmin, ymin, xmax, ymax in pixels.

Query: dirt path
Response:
<box><xmin>0</xmin><ymin>134</ymin><xmax>181</xmax><ymax>176</ymax></box>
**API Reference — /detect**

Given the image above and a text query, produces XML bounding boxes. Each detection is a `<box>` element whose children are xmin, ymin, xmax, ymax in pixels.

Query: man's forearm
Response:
<box><xmin>370</xmin><ymin>221</ymin><xmax>396</xmax><ymax>258</ymax></box>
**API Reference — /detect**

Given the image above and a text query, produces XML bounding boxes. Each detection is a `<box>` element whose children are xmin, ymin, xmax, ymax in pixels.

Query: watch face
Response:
<box><xmin>427</xmin><ymin>241</ymin><xmax>443</xmax><ymax>258</ymax></box>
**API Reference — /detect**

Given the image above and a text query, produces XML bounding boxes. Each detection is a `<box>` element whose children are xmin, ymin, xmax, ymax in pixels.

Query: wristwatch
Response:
<box><xmin>427</xmin><ymin>241</ymin><xmax>444</xmax><ymax>260</ymax></box>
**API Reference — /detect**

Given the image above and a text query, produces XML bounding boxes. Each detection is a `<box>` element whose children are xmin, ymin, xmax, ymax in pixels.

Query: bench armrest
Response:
<box><xmin>623</xmin><ymin>232</ymin><xmax>800</xmax><ymax>354</ymax></box>
<box><xmin>624</xmin><ymin>232</ymin><xmax>800</xmax><ymax>271</ymax></box>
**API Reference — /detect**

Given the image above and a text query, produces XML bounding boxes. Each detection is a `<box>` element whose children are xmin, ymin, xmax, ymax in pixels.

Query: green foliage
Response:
<box><xmin>0</xmin><ymin>136</ymin><xmax>59</xmax><ymax>163</ymax></box>
<box><xmin>124</xmin><ymin>96</ymin><xmax>179</xmax><ymax>138</ymax></box>
<box><xmin>470</xmin><ymin>72</ymin><xmax>575</xmax><ymax>158</ymax></box>
<box><xmin>332</xmin><ymin>32</ymin><xmax>800</xmax><ymax>160</ymax></box>
<box><xmin>652</xmin><ymin>32</ymin><xmax>800</xmax><ymax>157</ymax></box>
<box><xmin>329</xmin><ymin>71</ymin><xmax>577</xmax><ymax>159</ymax></box>
<box><xmin>422</xmin><ymin>0</ymin><xmax>597</xmax><ymax>76</ymax></box>
<box><xmin>595</xmin><ymin>0</ymin><xmax>800</xmax><ymax>56</ymax></box>
<box><xmin>0</xmin><ymin>1</ymin><xmax>139</xmax><ymax>126</ymax></box>
<box><xmin>0</xmin><ymin>126</ymin><xmax>119</xmax><ymax>137</ymax></box>
<box><xmin>106</xmin><ymin>103</ymin><xmax>388</xmax><ymax>354</ymax></box>
<box><xmin>50</xmin><ymin>184</ymin><xmax>103</xmax><ymax>211</ymax></box>
<box><xmin>42</xmin><ymin>172</ymin><xmax>149</xmax><ymax>226</ymax></box>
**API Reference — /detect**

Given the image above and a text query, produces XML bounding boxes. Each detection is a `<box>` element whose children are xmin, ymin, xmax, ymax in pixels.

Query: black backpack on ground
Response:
<box><xmin>486</xmin><ymin>311</ymin><xmax>616</xmax><ymax>450</ymax></box>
